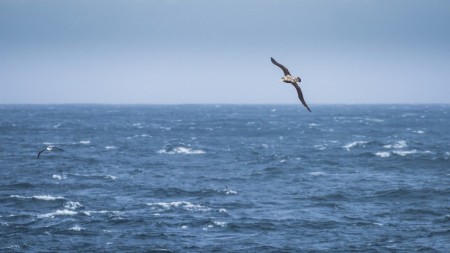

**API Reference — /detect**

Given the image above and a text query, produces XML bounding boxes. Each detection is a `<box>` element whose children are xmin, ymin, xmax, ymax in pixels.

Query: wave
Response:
<box><xmin>147</xmin><ymin>201</ymin><xmax>210</xmax><ymax>212</ymax></box>
<box><xmin>343</xmin><ymin>141</ymin><xmax>368</xmax><ymax>151</ymax></box>
<box><xmin>64</xmin><ymin>201</ymin><xmax>83</xmax><ymax>210</ymax></box>
<box><xmin>208</xmin><ymin>220</ymin><xmax>227</xmax><ymax>229</ymax></box>
<box><xmin>52</xmin><ymin>174</ymin><xmax>66</xmax><ymax>180</ymax></box>
<box><xmin>105</xmin><ymin>146</ymin><xmax>117</xmax><ymax>150</ymax></box>
<box><xmin>392</xmin><ymin>149</ymin><xmax>418</xmax><ymax>156</ymax></box>
<box><xmin>375</xmin><ymin>152</ymin><xmax>390</xmax><ymax>158</ymax></box>
<box><xmin>81</xmin><ymin>210</ymin><xmax>122</xmax><ymax>216</ymax></box>
<box><xmin>383</xmin><ymin>140</ymin><xmax>407</xmax><ymax>149</ymax></box>
<box><xmin>157</xmin><ymin>146</ymin><xmax>205</xmax><ymax>155</ymax></box>
<box><xmin>79</xmin><ymin>140</ymin><xmax>90</xmax><ymax>144</ymax></box>
<box><xmin>69</xmin><ymin>225</ymin><xmax>84</xmax><ymax>231</ymax></box>
<box><xmin>38</xmin><ymin>209</ymin><xmax>77</xmax><ymax>218</ymax></box>
<box><xmin>10</xmin><ymin>195</ymin><xmax>65</xmax><ymax>201</ymax></box>
<box><xmin>313</xmin><ymin>144</ymin><xmax>327</xmax><ymax>150</ymax></box>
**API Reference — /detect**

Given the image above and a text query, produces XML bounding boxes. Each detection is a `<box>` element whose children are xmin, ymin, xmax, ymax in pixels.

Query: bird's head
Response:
<box><xmin>295</xmin><ymin>77</ymin><xmax>301</xmax><ymax>82</ymax></box>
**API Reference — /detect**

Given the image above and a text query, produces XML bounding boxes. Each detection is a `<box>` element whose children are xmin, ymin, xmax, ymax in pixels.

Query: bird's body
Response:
<box><xmin>37</xmin><ymin>146</ymin><xmax>64</xmax><ymax>159</ymax></box>
<box><xmin>271</xmin><ymin>57</ymin><xmax>311</xmax><ymax>112</ymax></box>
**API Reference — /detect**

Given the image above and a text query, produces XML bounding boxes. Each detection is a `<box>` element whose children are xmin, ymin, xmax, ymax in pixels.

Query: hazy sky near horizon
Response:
<box><xmin>1</xmin><ymin>0</ymin><xmax>449</xmax><ymax>104</ymax></box>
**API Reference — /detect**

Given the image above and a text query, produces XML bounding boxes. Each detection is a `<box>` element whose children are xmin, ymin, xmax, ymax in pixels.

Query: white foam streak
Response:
<box><xmin>375</xmin><ymin>152</ymin><xmax>391</xmax><ymax>158</ymax></box>
<box><xmin>39</xmin><ymin>209</ymin><xmax>77</xmax><ymax>218</ymax></box>
<box><xmin>64</xmin><ymin>201</ymin><xmax>83</xmax><ymax>210</ymax></box>
<box><xmin>393</xmin><ymin>150</ymin><xmax>418</xmax><ymax>156</ymax></box>
<box><xmin>33</xmin><ymin>195</ymin><xmax>65</xmax><ymax>201</ymax></box>
<box><xmin>10</xmin><ymin>195</ymin><xmax>65</xmax><ymax>201</ymax></box>
<box><xmin>147</xmin><ymin>201</ymin><xmax>210</xmax><ymax>212</ymax></box>
<box><xmin>383</xmin><ymin>140</ymin><xmax>407</xmax><ymax>149</ymax></box>
<box><xmin>52</xmin><ymin>174</ymin><xmax>65</xmax><ymax>180</ymax></box>
<box><xmin>79</xmin><ymin>140</ymin><xmax>90</xmax><ymax>144</ymax></box>
<box><xmin>158</xmin><ymin>147</ymin><xmax>205</xmax><ymax>155</ymax></box>
<box><xmin>212</xmin><ymin>220</ymin><xmax>227</xmax><ymax>227</ymax></box>
<box><xmin>343</xmin><ymin>141</ymin><xmax>368</xmax><ymax>151</ymax></box>
<box><xmin>69</xmin><ymin>225</ymin><xmax>84</xmax><ymax>231</ymax></box>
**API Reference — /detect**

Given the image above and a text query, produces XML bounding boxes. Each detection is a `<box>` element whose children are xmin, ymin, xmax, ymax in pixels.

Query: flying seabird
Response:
<box><xmin>271</xmin><ymin>57</ymin><xmax>311</xmax><ymax>112</ymax></box>
<box><xmin>37</xmin><ymin>146</ymin><xmax>64</xmax><ymax>159</ymax></box>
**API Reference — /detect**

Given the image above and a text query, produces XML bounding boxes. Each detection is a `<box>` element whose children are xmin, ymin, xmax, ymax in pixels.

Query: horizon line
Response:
<box><xmin>1</xmin><ymin>103</ymin><xmax>449</xmax><ymax>106</ymax></box>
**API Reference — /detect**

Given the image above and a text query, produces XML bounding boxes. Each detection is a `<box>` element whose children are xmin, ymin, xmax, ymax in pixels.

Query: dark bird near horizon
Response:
<box><xmin>37</xmin><ymin>146</ymin><xmax>64</xmax><ymax>159</ymax></box>
<box><xmin>271</xmin><ymin>57</ymin><xmax>311</xmax><ymax>112</ymax></box>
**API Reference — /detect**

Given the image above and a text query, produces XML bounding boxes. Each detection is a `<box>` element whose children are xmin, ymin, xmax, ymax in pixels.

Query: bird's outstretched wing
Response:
<box><xmin>52</xmin><ymin>146</ymin><xmax>64</xmax><ymax>151</ymax></box>
<box><xmin>271</xmin><ymin>57</ymin><xmax>291</xmax><ymax>76</ymax></box>
<box><xmin>37</xmin><ymin>149</ymin><xmax>46</xmax><ymax>159</ymax></box>
<box><xmin>291</xmin><ymin>83</ymin><xmax>312</xmax><ymax>112</ymax></box>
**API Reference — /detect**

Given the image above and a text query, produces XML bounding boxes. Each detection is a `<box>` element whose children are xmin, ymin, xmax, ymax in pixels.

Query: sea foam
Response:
<box><xmin>383</xmin><ymin>140</ymin><xmax>407</xmax><ymax>149</ymax></box>
<box><xmin>147</xmin><ymin>201</ymin><xmax>210</xmax><ymax>212</ymax></box>
<box><xmin>392</xmin><ymin>150</ymin><xmax>418</xmax><ymax>156</ymax></box>
<box><xmin>157</xmin><ymin>146</ymin><xmax>205</xmax><ymax>155</ymax></box>
<box><xmin>343</xmin><ymin>141</ymin><xmax>368</xmax><ymax>151</ymax></box>
<box><xmin>10</xmin><ymin>195</ymin><xmax>65</xmax><ymax>201</ymax></box>
<box><xmin>375</xmin><ymin>152</ymin><xmax>391</xmax><ymax>158</ymax></box>
<box><xmin>38</xmin><ymin>209</ymin><xmax>77</xmax><ymax>218</ymax></box>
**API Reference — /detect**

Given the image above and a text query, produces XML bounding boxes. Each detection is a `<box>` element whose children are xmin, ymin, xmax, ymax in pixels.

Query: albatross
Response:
<box><xmin>271</xmin><ymin>57</ymin><xmax>311</xmax><ymax>112</ymax></box>
<box><xmin>37</xmin><ymin>146</ymin><xmax>64</xmax><ymax>159</ymax></box>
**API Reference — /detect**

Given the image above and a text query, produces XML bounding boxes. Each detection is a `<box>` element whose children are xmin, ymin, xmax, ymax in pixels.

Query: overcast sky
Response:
<box><xmin>1</xmin><ymin>0</ymin><xmax>449</xmax><ymax>104</ymax></box>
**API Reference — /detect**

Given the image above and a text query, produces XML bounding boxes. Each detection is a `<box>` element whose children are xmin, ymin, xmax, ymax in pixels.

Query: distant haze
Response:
<box><xmin>1</xmin><ymin>0</ymin><xmax>449</xmax><ymax>104</ymax></box>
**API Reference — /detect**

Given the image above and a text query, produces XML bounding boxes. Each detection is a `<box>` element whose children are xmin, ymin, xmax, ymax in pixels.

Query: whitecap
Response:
<box><xmin>33</xmin><ymin>195</ymin><xmax>65</xmax><ymax>201</ymax></box>
<box><xmin>105</xmin><ymin>146</ymin><xmax>117</xmax><ymax>150</ymax></box>
<box><xmin>212</xmin><ymin>220</ymin><xmax>227</xmax><ymax>227</ymax></box>
<box><xmin>11</xmin><ymin>195</ymin><xmax>65</xmax><ymax>201</ymax></box>
<box><xmin>9</xmin><ymin>195</ymin><xmax>26</xmax><ymax>199</ymax></box>
<box><xmin>104</xmin><ymin>175</ymin><xmax>117</xmax><ymax>180</ymax></box>
<box><xmin>79</xmin><ymin>140</ymin><xmax>90</xmax><ymax>144</ymax></box>
<box><xmin>343</xmin><ymin>141</ymin><xmax>368</xmax><ymax>151</ymax></box>
<box><xmin>383</xmin><ymin>140</ymin><xmax>407</xmax><ymax>149</ymax></box>
<box><xmin>147</xmin><ymin>201</ymin><xmax>210</xmax><ymax>212</ymax></box>
<box><xmin>69</xmin><ymin>225</ymin><xmax>84</xmax><ymax>231</ymax></box>
<box><xmin>64</xmin><ymin>201</ymin><xmax>83</xmax><ymax>210</ymax></box>
<box><xmin>225</xmin><ymin>189</ymin><xmax>237</xmax><ymax>195</ymax></box>
<box><xmin>393</xmin><ymin>150</ymin><xmax>418</xmax><ymax>156</ymax></box>
<box><xmin>314</xmin><ymin>144</ymin><xmax>326</xmax><ymax>150</ymax></box>
<box><xmin>52</xmin><ymin>174</ymin><xmax>66</xmax><ymax>180</ymax></box>
<box><xmin>181</xmin><ymin>225</ymin><xmax>188</xmax><ymax>229</ymax></box>
<box><xmin>81</xmin><ymin>210</ymin><xmax>121</xmax><ymax>216</ymax></box>
<box><xmin>375</xmin><ymin>152</ymin><xmax>391</xmax><ymax>158</ymax></box>
<box><xmin>219</xmin><ymin>208</ymin><xmax>228</xmax><ymax>213</ymax></box>
<box><xmin>38</xmin><ymin>209</ymin><xmax>77</xmax><ymax>218</ymax></box>
<box><xmin>413</xmin><ymin>130</ymin><xmax>425</xmax><ymax>134</ymax></box>
<box><xmin>157</xmin><ymin>146</ymin><xmax>205</xmax><ymax>155</ymax></box>
<box><xmin>309</xmin><ymin>123</ymin><xmax>319</xmax><ymax>127</ymax></box>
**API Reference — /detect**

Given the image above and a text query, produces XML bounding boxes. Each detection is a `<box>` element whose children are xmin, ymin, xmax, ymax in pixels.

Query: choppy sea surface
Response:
<box><xmin>1</xmin><ymin>104</ymin><xmax>449</xmax><ymax>252</ymax></box>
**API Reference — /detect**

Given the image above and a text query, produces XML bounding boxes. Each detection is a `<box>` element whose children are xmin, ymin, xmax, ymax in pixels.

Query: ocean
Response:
<box><xmin>0</xmin><ymin>104</ymin><xmax>449</xmax><ymax>252</ymax></box>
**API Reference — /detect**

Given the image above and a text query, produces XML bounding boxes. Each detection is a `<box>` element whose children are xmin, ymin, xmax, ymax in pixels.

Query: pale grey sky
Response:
<box><xmin>1</xmin><ymin>0</ymin><xmax>449</xmax><ymax>104</ymax></box>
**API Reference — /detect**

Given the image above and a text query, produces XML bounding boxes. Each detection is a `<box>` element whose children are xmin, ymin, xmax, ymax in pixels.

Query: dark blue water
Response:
<box><xmin>1</xmin><ymin>105</ymin><xmax>449</xmax><ymax>252</ymax></box>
